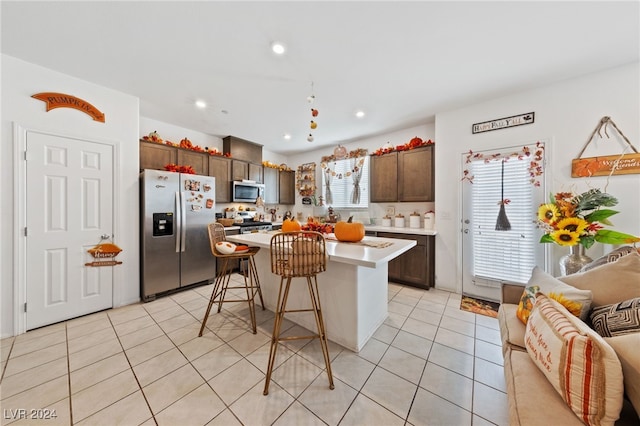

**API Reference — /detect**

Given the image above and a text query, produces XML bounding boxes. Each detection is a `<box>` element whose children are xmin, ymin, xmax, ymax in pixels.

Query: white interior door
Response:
<box><xmin>25</xmin><ymin>131</ymin><xmax>114</xmax><ymax>330</ymax></box>
<box><xmin>461</xmin><ymin>145</ymin><xmax>546</xmax><ymax>302</ymax></box>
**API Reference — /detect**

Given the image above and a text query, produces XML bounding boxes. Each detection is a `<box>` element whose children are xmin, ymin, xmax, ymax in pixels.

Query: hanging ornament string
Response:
<box><xmin>307</xmin><ymin>81</ymin><xmax>317</xmax><ymax>142</ymax></box>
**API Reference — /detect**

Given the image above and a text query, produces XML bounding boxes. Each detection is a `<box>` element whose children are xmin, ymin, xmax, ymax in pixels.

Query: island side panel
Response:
<box><xmin>355</xmin><ymin>262</ymin><xmax>389</xmax><ymax>351</ymax></box>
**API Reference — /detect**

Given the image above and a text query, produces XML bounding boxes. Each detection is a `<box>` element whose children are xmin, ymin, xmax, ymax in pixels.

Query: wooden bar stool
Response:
<box><xmin>263</xmin><ymin>230</ymin><xmax>334</xmax><ymax>395</ymax></box>
<box><xmin>198</xmin><ymin>223</ymin><xmax>264</xmax><ymax>336</ymax></box>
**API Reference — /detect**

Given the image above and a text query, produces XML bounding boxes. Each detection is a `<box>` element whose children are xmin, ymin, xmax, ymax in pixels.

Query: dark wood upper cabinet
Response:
<box><xmin>248</xmin><ymin>163</ymin><xmax>263</xmax><ymax>183</ymax></box>
<box><xmin>139</xmin><ymin>141</ymin><xmax>177</xmax><ymax>171</ymax></box>
<box><xmin>278</xmin><ymin>170</ymin><xmax>295</xmax><ymax>205</ymax></box>
<box><xmin>398</xmin><ymin>146</ymin><xmax>434</xmax><ymax>202</ymax></box>
<box><xmin>370</xmin><ymin>153</ymin><xmax>398</xmax><ymax>202</ymax></box>
<box><xmin>177</xmin><ymin>149</ymin><xmax>208</xmax><ymax>176</ymax></box>
<box><xmin>208</xmin><ymin>156</ymin><xmax>232</xmax><ymax>203</ymax></box>
<box><xmin>370</xmin><ymin>145</ymin><xmax>434</xmax><ymax>202</ymax></box>
<box><xmin>231</xmin><ymin>160</ymin><xmax>264</xmax><ymax>183</ymax></box>
<box><xmin>223</xmin><ymin>136</ymin><xmax>262</xmax><ymax>164</ymax></box>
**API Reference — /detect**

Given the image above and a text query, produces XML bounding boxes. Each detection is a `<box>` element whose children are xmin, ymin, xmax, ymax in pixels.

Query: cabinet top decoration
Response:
<box><xmin>372</xmin><ymin>137</ymin><xmax>433</xmax><ymax>156</ymax></box>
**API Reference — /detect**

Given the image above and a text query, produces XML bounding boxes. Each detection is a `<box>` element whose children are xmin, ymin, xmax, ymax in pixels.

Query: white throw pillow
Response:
<box><xmin>215</xmin><ymin>241</ymin><xmax>236</xmax><ymax>254</ymax></box>
<box><xmin>527</xmin><ymin>266</ymin><xmax>592</xmax><ymax>321</ymax></box>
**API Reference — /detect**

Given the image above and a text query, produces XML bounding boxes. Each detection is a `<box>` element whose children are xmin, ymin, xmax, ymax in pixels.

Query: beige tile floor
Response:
<box><xmin>1</xmin><ymin>276</ymin><xmax>508</xmax><ymax>425</ymax></box>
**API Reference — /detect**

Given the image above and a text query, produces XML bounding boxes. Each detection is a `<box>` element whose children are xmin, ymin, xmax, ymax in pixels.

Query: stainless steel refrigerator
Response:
<box><xmin>140</xmin><ymin>169</ymin><xmax>216</xmax><ymax>301</ymax></box>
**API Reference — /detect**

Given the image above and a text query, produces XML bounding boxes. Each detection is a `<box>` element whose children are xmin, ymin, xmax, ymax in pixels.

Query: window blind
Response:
<box><xmin>470</xmin><ymin>157</ymin><xmax>538</xmax><ymax>284</ymax></box>
<box><xmin>322</xmin><ymin>156</ymin><xmax>370</xmax><ymax>209</ymax></box>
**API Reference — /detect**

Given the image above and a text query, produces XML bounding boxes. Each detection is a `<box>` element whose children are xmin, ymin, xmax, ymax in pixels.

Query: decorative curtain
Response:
<box><xmin>324</xmin><ymin>167</ymin><xmax>333</xmax><ymax>205</ymax></box>
<box><xmin>351</xmin><ymin>157</ymin><xmax>363</xmax><ymax>204</ymax></box>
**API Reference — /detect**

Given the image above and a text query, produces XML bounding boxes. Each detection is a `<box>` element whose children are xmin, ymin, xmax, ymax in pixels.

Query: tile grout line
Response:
<box><xmin>105</xmin><ymin>311</ymin><xmax>158</xmax><ymax>426</ymax></box>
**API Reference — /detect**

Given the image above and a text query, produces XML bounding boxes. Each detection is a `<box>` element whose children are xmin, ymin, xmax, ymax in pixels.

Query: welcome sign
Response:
<box><xmin>472</xmin><ymin>112</ymin><xmax>534</xmax><ymax>134</ymax></box>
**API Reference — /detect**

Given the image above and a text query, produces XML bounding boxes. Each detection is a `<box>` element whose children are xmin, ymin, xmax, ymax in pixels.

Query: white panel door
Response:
<box><xmin>26</xmin><ymin>131</ymin><xmax>114</xmax><ymax>330</ymax></box>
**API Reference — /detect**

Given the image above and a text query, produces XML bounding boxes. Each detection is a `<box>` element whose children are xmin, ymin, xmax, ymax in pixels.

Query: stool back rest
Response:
<box><xmin>270</xmin><ymin>231</ymin><xmax>326</xmax><ymax>277</ymax></box>
<box><xmin>207</xmin><ymin>222</ymin><xmax>228</xmax><ymax>257</ymax></box>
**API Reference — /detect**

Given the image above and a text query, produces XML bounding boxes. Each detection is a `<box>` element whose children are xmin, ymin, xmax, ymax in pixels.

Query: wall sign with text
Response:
<box><xmin>32</xmin><ymin>92</ymin><xmax>105</xmax><ymax>123</ymax></box>
<box><xmin>472</xmin><ymin>112</ymin><xmax>534</xmax><ymax>134</ymax></box>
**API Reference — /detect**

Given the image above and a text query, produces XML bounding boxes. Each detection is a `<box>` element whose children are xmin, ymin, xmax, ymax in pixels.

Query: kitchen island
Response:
<box><xmin>226</xmin><ymin>232</ymin><xmax>416</xmax><ymax>351</ymax></box>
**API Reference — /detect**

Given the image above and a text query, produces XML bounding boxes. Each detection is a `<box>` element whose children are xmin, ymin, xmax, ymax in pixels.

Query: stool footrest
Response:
<box><xmin>277</xmin><ymin>334</ymin><xmax>319</xmax><ymax>342</ymax></box>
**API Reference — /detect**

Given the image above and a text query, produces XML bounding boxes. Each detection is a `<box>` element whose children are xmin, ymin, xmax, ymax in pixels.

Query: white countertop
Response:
<box><xmin>365</xmin><ymin>225</ymin><xmax>438</xmax><ymax>236</ymax></box>
<box><xmin>227</xmin><ymin>232</ymin><xmax>416</xmax><ymax>268</ymax></box>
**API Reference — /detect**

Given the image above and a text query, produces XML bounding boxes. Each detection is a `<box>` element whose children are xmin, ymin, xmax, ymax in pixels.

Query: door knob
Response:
<box><xmin>101</xmin><ymin>234</ymin><xmax>111</xmax><ymax>240</ymax></box>
<box><xmin>464</xmin><ymin>229</ymin><xmax>469</xmax><ymax>234</ymax></box>
<box><xmin>464</xmin><ymin>219</ymin><xmax>470</xmax><ymax>224</ymax></box>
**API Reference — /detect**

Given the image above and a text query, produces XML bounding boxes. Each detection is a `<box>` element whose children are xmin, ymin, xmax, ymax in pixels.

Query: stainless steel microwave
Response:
<box><xmin>232</xmin><ymin>181</ymin><xmax>265</xmax><ymax>203</ymax></box>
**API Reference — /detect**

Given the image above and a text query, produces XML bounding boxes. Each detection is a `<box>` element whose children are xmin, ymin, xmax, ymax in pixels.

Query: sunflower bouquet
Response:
<box><xmin>537</xmin><ymin>189</ymin><xmax>640</xmax><ymax>248</ymax></box>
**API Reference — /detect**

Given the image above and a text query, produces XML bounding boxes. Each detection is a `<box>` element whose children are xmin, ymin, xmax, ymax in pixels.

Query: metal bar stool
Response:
<box><xmin>198</xmin><ymin>222</ymin><xmax>265</xmax><ymax>336</ymax></box>
<box><xmin>263</xmin><ymin>230</ymin><xmax>334</xmax><ymax>395</ymax></box>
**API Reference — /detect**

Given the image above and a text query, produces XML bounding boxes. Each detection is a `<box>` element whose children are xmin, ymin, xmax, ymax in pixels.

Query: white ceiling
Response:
<box><xmin>2</xmin><ymin>1</ymin><xmax>638</xmax><ymax>155</ymax></box>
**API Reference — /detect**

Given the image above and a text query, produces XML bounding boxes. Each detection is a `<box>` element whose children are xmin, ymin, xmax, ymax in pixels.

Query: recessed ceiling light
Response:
<box><xmin>355</xmin><ymin>110</ymin><xmax>365</xmax><ymax>118</ymax></box>
<box><xmin>195</xmin><ymin>100</ymin><xmax>207</xmax><ymax>109</ymax></box>
<box><xmin>271</xmin><ymin>42</ymin><xmax>286</xmax><ymax>55</ymax></box>
<box><xmin>283</xmin><ymin>133</ymin><xmax>291</xmax><ymax>140</ymax></box>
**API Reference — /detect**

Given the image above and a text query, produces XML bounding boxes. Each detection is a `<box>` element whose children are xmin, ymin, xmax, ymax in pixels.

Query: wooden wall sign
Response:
<box><xmin>571</xmin><ymin>153</ymin><xmax>640</xmax><ymax>177</ymax></box>
<box><xmin>472</xmin><ymin>112</ymin><xmax>534</xmax><ymax>134</ymax></box>
<box><xmin>572</xmin><ymin>116</ymin><xmax>639</xmax><ymax>178</ymax></box>
<box><xmin>32</xmin><ymin>92</ymin><xmax>105</xmax><ymax>123</ymax></box>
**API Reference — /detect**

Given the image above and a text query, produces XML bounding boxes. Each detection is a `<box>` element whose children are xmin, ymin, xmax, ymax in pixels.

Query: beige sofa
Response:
<box><xmin>498</xmin><ymin>251</ymin><xmax>640</xmax><ymax>425</ymax></box>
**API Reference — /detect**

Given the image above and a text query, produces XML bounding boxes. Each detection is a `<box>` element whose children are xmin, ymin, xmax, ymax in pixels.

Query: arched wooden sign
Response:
<box><xmin>32</xmin><ymin>92</ymin><xmax>105</xmax><ymax>123</ymax></box>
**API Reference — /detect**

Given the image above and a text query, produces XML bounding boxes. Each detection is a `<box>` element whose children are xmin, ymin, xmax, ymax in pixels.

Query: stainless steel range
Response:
<box><xmin>237</xmin><ymin>222</ymin><xmax>273</xmax><ymax>234</ymax></box>
<box><xmin>235</xmin><ymin>211</ymin><xmax>272</xmax><ymax>234</ymax></box>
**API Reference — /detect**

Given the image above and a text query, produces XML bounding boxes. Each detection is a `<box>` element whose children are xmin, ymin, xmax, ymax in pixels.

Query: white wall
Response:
<box><xmin>1</xmin><ymin>55</ymin><xmax>140</xmax><ymax>337</ymax></box>
<box><xmin>287</xmin><ymin>124</ymin><xmax>436</xmax><ymax>222</ymax></box>
<box><xmin>434</xmin><ymin>62</ymin><xmax>640</xmax><ymax>292</ymax></box>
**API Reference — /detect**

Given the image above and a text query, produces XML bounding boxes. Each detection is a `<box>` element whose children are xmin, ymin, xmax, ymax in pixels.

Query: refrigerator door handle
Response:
<box><xmin>180</xmin><ymin>191</ymin><xmax>187</xmax><ymax>252</ymax></box>
<box><xmin>175</xmin><ymin>191</ymin><xmax>181</xmax><ymax>253</ymax></box>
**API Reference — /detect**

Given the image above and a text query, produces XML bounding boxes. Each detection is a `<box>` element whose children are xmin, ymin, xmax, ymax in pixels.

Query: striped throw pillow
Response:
<box><xmin>525</xmin><ymin>293</ymin><xmax>624</xmax><ymax>426</ymax></box>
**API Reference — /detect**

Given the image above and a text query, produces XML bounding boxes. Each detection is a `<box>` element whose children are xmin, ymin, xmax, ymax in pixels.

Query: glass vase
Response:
<box><xmin>559</xmin><ymin>245</ymin><xmax>593</xmax><ymax>276</ymax></box>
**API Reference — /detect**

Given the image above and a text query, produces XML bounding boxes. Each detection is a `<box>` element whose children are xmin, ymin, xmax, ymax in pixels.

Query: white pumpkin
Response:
<box><xmin>215</xmin><ymin>241</ymin><xmax>236</xmax><ymax>254</ymax></box>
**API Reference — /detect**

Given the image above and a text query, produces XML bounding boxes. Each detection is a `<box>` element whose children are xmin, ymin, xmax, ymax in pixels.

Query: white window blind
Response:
<box><xmin>470</xmin><ymin>157</ymin><xmax>539</xmax><ymax>284</ymax></box>
<box><xmin>322</xmin><ymin>156</ymin><xmax>369</xmax><ymax>209</ymax></box>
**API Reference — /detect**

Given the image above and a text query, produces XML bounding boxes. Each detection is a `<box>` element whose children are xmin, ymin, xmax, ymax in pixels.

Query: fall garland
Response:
<box><xmin>461</xmin><ymin>142</ymin><xmax>545</xmax><ymax>186</ymax></box>
<box><xmin>372</xmin><ymin>137</ymin><xmax>434</xmax><ymax>156</ymax></box>
<box><xmin>142</xmin><ymin>131</ymin><xmax>231</xmax><ymax>157</ymax></box>
<box><xmin>320</xmin><ymin>148</ymin><xmax>368</xmax><ymax>180</ymax></box>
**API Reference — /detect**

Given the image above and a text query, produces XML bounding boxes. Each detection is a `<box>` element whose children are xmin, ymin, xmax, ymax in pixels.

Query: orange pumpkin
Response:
<box><xmin>282</xmin><ymin>218</ymin><xmax>302</xmax><ymax>232</ymax></box>
<box><xmin>334</xmin><ymin>216</ymin><xmax>365</xmax><ymax>242</ymax></box>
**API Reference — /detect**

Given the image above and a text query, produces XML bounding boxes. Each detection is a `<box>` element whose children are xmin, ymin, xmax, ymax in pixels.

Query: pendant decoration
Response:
<box><xmin>306</xmin><ymin>82</ymin><xmax>318</xmax><ymax>142</ymax></box>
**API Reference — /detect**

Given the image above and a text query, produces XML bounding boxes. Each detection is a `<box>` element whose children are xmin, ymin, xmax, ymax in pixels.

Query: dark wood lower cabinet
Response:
<box><xmin>377</xmin><ymin>232</ymin><xmax>435</xmax><ymax>289</ymax></box>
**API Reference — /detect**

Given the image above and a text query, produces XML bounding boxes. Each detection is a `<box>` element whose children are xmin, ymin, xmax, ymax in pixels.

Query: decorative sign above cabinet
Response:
<box><xmin>472</xmin><ymin>112</ymin><xmax>534</xmax><ymax>134</ymax></box>
<box><xmin>32</xmin><ymin>92</ymin><xmax>105</xmax><ymax>123</ymax></box>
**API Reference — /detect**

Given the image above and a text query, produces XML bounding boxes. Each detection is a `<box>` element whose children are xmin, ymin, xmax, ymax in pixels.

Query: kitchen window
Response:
<box><xmin>321</xmin><ymin>156</ymin><xmax>370</xmax><ymax>209</ymax></box>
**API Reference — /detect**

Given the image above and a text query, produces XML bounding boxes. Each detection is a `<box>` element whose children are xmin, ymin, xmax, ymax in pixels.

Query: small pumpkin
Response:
<box><xmin>334</xmin><ymin>216</ymin><xmax>365</xmax><ymax>242</ymax></box>
<box><xmin>282</xmin><ymin>218</ymin><xmax>302</xmax><ymax>232</ymax></box>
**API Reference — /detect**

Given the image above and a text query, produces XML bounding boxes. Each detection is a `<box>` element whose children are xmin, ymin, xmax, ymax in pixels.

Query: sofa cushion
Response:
<box><xmin>591</xmin><ymin>297</ymin><xmax>640</xmax><ymax>338</ymax></box>
<box><xmin>580</xmin><ymin>246</ymin><xmax>638</xmax><ymax>272</ymax></box>
<box><xmin>525</xmin><ymin>293</ymin><xmax>624</xmax><ymax>426</ymax></box>
<box><xmin>503</xmin><ymin>346</ymin><xmax>585</xmax><ymax>426</ymax></box>
<box><xmin>560</xmin><ymin>252</ymin><xmax>640</xmax><ymax>308</ymax></box>
<box><xmin>605</xmin><ymin>333</ymin><xmax>640</xmax><ymax>417</ymax></box>
<box><xmin>526</xmin><ymin>266</ymin><xmax>592</xmax><ymax>320</ymax></box>
<box><xmin>498</xmin><ymin>303</ymin><xmax>527</xmax><ymax>353</ymax></box>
